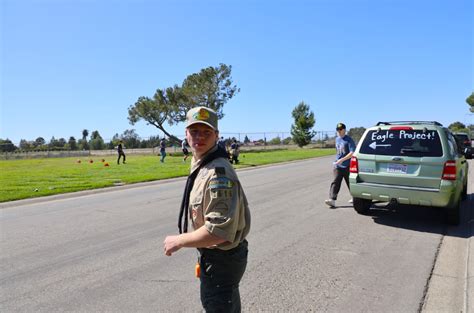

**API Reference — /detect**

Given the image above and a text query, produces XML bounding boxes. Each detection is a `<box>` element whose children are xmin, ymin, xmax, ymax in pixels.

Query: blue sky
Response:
<box><xmin>1</xmin><ymin>0</ymin><xmax>473</xmax><ymax>144</ymax></box>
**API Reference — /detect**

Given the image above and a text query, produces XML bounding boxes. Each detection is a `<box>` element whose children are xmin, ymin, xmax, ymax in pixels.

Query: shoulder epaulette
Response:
<box><xmin>215</xmin><ymin>167</ymin><xmax>226</xmax><ymax>176</ymax></box>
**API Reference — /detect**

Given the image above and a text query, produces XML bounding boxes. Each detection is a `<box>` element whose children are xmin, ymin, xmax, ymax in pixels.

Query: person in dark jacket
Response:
<box><xmin>116</xmin><ymin>140</ymin><xmax>126</xmax><ymax>164</ymax></box>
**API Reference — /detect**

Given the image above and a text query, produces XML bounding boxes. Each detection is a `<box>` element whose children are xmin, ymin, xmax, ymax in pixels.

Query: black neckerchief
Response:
<box><xmin>178</xmin><ymin>146</ymin><xmax>229</xmax><ymax>234</ymax></box>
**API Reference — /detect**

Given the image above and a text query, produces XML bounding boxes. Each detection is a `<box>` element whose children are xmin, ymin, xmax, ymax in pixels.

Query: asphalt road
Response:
<box><xmin>1</xmin><ymin>157</ymin><xmax>473</xmax><ymax>312</ymax></box>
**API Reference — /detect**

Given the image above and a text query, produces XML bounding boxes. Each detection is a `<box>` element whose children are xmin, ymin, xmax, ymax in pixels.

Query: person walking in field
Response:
<box><xmin>229</xmin><ymin>139</ymin><xmax>240</xmax><ymax>164</ymax></box>
<box><xmin>160</xmin><ymin>138</ymin><xmax>167</xmax><ymax>163</ymax></box>
<box><xmin>116</xmin><ymin>140</ymin><xmax>126</xmax><ymax>164</ymax></box>
<box><xmin>182</xmin><ymin>138</ymin><xmax>190</xmax><ymax>162</ymax></box>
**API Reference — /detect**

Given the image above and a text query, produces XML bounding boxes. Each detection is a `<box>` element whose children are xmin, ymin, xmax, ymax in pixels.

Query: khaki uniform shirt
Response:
<box><xmin>189</xmin><ymin>146</ymin><xmax>251</xmax><ymax>250</ymax></box>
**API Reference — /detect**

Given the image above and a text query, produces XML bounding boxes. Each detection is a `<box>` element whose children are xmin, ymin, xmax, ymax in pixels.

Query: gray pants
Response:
<box><xmin>329</xmin><ymin>167</ymin><xmax>350</xmax><ymax>200</ymax></box>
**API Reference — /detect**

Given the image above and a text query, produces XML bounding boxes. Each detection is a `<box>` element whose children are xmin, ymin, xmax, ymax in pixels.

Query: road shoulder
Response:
<box><xmin>422</xmin><ymin>175</ymin><xmax>473</xmax><ymax>313</ymax></box>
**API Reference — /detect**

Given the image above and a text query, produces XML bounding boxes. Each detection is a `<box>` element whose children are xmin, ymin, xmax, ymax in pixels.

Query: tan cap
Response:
<box><xmin>186</xmin><ymin>107</ymin><xmax>218</xmax><ymax>130</ymax></box>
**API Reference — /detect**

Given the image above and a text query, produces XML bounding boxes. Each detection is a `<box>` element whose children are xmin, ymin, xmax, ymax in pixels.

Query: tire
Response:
<box><xmin>445</xmin><ymin>198</ymin><xmax>461</xmax><ymax>226</ymax></box>
<box><xmin>353</xmin><ymin>197</ymin><xmax>372</xmax><ymax>215</ymax></box>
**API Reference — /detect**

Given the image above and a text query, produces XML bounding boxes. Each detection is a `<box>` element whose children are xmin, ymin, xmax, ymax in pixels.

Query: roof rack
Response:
<box><xmin>376</xmin><ymin>121</ymin><xmax>443</xmax><ymax>126</ymax></box>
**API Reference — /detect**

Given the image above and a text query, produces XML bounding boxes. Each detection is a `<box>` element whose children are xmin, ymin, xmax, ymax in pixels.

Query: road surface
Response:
<box><xmin>1</xmin><ymin>157</ymin><xmax>473</xmax><ymax>312</ymax></box>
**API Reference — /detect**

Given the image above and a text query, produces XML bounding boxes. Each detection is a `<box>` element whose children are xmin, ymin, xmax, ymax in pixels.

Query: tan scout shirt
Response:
<box><xmin>189</xmin><ymin>146</ymin><xmax>251</xmax><ymax>250</ymax></box>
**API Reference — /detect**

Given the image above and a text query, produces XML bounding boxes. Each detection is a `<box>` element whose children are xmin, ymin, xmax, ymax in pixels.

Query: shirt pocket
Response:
<box><xmin>190</xmin><ymin>198</ymin><xmax>204</xmax><ymax>226</ymax></box>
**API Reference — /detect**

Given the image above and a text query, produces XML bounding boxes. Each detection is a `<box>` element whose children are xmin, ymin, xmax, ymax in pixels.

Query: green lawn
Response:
<box><xmin>0</xmin><ymin>148</ymin><xmax>334</xmax><ymax>202</ymax></box>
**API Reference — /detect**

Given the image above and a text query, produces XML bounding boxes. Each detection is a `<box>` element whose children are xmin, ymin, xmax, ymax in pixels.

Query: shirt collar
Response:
<box><xmin>190</xmin><ymin>144</ymin><xmax>218</xmax><ymax>173</ymax></box>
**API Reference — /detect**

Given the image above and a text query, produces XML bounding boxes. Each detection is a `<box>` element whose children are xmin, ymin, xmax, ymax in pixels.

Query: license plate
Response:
<box><xmin>387</xmin><ymin>163</ymin><xmax>408</xmax><ymax>174</ymax></box>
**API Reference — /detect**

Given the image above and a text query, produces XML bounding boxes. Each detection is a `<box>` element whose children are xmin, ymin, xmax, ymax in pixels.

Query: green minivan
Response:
<box><xmin>349</xmin><ymin>121</ymin><xmax>469</xmax><ymax>225</ymax></box>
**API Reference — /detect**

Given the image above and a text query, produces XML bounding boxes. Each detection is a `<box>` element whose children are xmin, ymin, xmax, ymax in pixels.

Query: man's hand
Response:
<box><xmin>163</xmin><ymin>235</ymin><xmax>182</xmax><ymax>256</ymax></box>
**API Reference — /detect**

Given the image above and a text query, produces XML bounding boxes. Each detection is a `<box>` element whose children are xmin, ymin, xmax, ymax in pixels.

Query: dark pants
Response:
<box><xmin>329</xmin><ymin>166</ymin><xmax>350</xmax><ymax>200</ymax></box>
<box><xmin>160</xmin><ymin>149</ymin><xmax>166</xmax><ymax>162</ymax></box>
<box><xmin>117</xmin><ymin>151</ymin><xmax>126</xmax><ymax>164</ymax></box>
<box><xmin>199</xmin><ymin>240</ymin><xmax>248</xmax><ymax>313</ymax></box>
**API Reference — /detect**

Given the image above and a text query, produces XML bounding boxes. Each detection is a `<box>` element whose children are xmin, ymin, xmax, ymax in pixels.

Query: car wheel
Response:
<box><xmin>353</xmin><ymin>197</ymin><xmax>372</xmax><ymax>215</ymax></box>
<box><xmin>445</xmin><ymin>198</ymin><xmax>461</xmax><ymax>226</ymax></box>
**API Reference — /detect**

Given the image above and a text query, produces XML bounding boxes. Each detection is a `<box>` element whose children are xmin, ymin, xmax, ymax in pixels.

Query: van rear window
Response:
<box><xmin>359</xmin><ymin>130</ymin><xmax>443</xmax><ymax>157</ymax></box>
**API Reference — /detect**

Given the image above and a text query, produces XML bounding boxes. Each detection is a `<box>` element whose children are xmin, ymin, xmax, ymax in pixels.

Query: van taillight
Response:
<box><xmin>442</xmin><ymin>160</ymin><xmax>456</xmax><ymax>180</ymax></box>
<box><xmin>350</xmin><ymin>157</ymin><xmax>359</xmax><ymax>173</ymax></box>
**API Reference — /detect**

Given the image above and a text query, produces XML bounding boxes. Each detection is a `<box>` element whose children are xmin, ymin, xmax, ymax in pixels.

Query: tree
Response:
<box><xmin>128</xmin><ymin>63</ymin><xmax>239</xmax><ymax>143</ymax></box>
<box><xmin>48</xmin><ymin>136</ymin><xmax>58</xmax><ymax>149</ymax></box>
<box><xmin>348</xmin><ymin>127</ymin><xmax>366</xmax><ymax>143</ymax></box>
<box><xmin>47</xmin><ymin>137</ymin><xmax>65</xmax><ymax>149</ymax></box>
<box><xmin>90</xmin><ymin>130</ymin><xmax>101</xmax><ymax>140</ymax></box>
<box><xmin>141</xmin><ymin>135</ymin><xmax>161</xmax><ymax>148</ymax></box>
<box><xmin>268</xmin><ymin>137</ymin><xmax>281</xmax><ymax>145</ymax></box>
<box><xmin>68</xmin><ymin>137</ymin><xmax>77</xmax><ymax>150</ymax></box>
<box><xmin>121</xmin><ymin>129</ymin><xmax>141</xmax><ymax>148</ymax></box>
<box><xmin>19</xmin><ymin>139</ymin><xmax>33</xmax><ymax>150</ymax></box>
<box><xmin>35</xmin><ymin>137</ymin><xmax>46</xmax><ymax>147</ymax></box>
<box><xmin>282</xmin><ymin>137</ymin><xmax>292</xmax><ymax>145</ymax></box>
<box><xmin>82</xmin><ymin>129</ymin><xmax>89</xmax><ymax>141</ymax></box>
<box><xmin>78</xmin><ymin>139</ymin><xmax>89</xmax><ymax>150</ymax></box>
<box><xmin>449</xmin><ymin>121</ymin><xmax>466</xmax><ymax>132</ymax></box>
<box><xmin>244</xmin><ymin>135</ymin><xmax>250</xmax><ymax>144</ymax></box>
<box><xmin>57</xmin><ymin>138</ymin><xmax>67</xmax><ymax>148</ymax></box>
<box><xmin>466</xmin><ymin>92</ymin><xmax>474</xmax><ymax>113</ymax></box>
<box><xmin>291</xmin><ymin>101</ymin><xmax>316</xmax><ymax>147</ymax></box>
<box><xmin>89</xmin><ymin>130</ymin><xmax>105</xmax><ymax>150</ymax></box>
<box><xmin>0</xmin><ymin>139</ymin><xmax>16</xmax><ymax>152</ymax></box>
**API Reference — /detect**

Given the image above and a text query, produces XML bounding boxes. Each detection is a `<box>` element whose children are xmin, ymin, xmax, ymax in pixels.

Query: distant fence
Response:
<box><xmin>0</xmin><ymin>143</ymin><xmax>335</xmax><ymax>160</ymax></box>
<box><xmin>0</xmin><ymin>150</ymin><xmax>91</xmax><ymax>160</ymax></box>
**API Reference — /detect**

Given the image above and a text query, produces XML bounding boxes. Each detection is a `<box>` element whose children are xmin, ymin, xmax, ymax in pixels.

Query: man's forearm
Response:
<box><xmin>338</xmin><ymin>152</ymin><xmax>354</xmax><ymax>163</ymax></box>
<box><xmin>178</xmin><ymin>226</ymin><xmax>227</xmax><ymax>248</ymax></box>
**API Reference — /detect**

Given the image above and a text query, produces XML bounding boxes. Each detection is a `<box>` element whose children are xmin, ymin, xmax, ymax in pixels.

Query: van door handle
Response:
<box><xmin>392</xmin><ymin>157</ymin><xmax>403</xmax><ymax>161</ymax></box>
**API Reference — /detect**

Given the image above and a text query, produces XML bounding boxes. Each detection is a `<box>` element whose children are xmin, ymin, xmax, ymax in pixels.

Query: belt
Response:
<box><xmin>198</xmin><ymin>239</ymin><xmax>248</xmax><ymax>256</ymax></box>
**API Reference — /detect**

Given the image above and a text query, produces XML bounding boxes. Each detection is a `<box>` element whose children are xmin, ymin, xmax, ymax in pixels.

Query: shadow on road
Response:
<box><xmin>364</xmin><ymin>193</ymin><xmax>473</xmax><ymax>239</ymax></box>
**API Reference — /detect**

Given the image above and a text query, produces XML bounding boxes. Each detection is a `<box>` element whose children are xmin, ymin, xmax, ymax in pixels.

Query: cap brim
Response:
<box><xmin>186</xmin><ymin>120</ymin><xmax>217</xmax><ymax>130</ymax></box>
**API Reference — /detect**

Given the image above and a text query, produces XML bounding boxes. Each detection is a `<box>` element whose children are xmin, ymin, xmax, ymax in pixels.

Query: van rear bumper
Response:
<box><xmin>349</xmin><ymin>179</ymin><xmax>457</xmax><ymax>208</ymax></box>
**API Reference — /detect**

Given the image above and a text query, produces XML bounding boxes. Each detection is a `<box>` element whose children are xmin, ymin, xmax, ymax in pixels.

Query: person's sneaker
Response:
<box><xmin>325</xmin><ymin>199</ymin><xmax>336</xmax><ymax>208</ymax></box>
<box><xmin>348</xmin><ymin>198</ymin><xmax>353</xmax><ymax>204</ymax></box>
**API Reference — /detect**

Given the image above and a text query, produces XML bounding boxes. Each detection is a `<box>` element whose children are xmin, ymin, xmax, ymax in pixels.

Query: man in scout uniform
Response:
<box><xmin>163</xmin><ymin>106</ymin><xmax>251</xmax><ymax>313</ymax></box>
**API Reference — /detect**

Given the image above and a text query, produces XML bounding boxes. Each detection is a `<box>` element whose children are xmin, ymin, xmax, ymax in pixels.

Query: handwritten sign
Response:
<box><xmin>371</xmin><ymin>130</ymin><xmax>436</xmax><ymax>143</ymax></box>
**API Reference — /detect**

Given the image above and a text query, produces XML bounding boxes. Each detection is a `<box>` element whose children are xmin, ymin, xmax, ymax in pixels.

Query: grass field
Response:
<box><xmin>0</xmin><ymin>148</ymin><xmax>334</xmax><ymax>203</ymax></box>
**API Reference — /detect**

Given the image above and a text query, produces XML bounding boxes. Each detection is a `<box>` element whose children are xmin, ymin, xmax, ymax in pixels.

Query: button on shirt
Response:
<box><xmin>189</xmin><ymin>146</ymin><xmax>251</xmax><ymax>250</ymax></box>
<box><xmin>335</xmin><ymin>135</ymin><xmax>356</xmax><ymax>168</ymax></box>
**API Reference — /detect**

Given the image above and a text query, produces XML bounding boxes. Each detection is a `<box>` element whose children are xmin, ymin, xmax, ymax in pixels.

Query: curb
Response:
<box><xmin>421</xmin><ymin>164</ymin><xmax>474</xmax><ymax>313</ymax></box>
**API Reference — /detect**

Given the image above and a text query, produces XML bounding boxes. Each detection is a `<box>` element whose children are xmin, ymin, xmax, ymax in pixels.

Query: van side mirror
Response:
<box><xmin>463</xmin><ymin>147</ymin><xmax>472</xmax><ymax>159</ymax></box>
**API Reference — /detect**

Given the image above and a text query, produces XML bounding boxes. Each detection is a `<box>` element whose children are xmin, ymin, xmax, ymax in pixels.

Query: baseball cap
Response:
<box><xmin>186</xmin><ymin>106</ymin><xmax>218</xmax><ymax>130</ymax></box>
<box><xmin>336</xmin><ymin>123</ymin><xmax>346</xmax><ymax>130</ymax></box>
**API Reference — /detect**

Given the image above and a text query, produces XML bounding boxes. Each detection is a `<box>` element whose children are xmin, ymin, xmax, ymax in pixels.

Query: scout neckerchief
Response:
<box><xmin>178</xmin><ymin>145</ymin><xmax>229</xmax><ymax>234</ymax></box>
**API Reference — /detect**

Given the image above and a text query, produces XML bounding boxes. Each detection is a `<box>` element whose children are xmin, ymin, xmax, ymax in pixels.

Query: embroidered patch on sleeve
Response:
<box><xmin>209</xmin><ymin>177</ymin><xmax>233</xmax><ymax>190</ymax></box>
